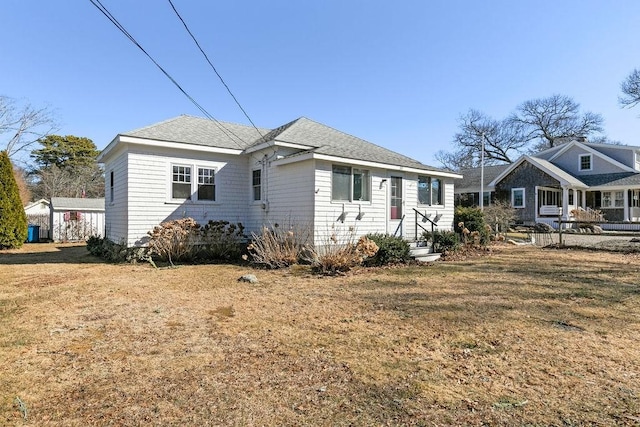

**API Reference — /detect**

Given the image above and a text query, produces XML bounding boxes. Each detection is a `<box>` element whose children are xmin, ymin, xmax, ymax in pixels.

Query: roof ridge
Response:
<box><xmin>121</xmin><ymin>115</ymin><xmax>187</xmax><ymax>136</ymax></box>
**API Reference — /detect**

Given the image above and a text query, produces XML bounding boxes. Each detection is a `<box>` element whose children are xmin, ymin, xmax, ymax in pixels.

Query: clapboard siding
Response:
<box><xmin>312</xmin><ymin>162</ymin><xmax>456</xmax><ymax>244</ymax></box>
<box><xmin>265</xmin><ymin>158</ymin><xmax>315</xmax><ymax>233</ymax></box>
<box><xmin>105</xmin><ymin>150</ymin><xmax>128</xmax><ymax>243</ymax></box>
<box><xmin>100</xmin><ymin>135</ymin><xmax>459</xmax><ymax>247</ymax></box>
<box><xmin>312</xmin><ymin>160</ymin><xmax>387</xmax><ymax>245</ymax></box>
<box><xmin>124</xmin><ymin>147</ymin><xmax>249</xmax><ymax>246</ymax></box>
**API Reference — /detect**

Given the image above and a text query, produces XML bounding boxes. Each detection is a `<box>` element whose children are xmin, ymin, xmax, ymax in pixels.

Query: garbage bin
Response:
<box><xmin>27</xmin><ymin>225</ymin><xmax>40</xmax><ymax>243</ymax></box>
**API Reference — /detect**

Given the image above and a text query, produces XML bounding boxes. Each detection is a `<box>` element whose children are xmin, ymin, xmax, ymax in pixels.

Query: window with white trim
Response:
<box><xmin>109</xmin><ymin>170</ymin><xmax>114</xmax><ymax>203</ymax></box>
<box><xmin>197</xmin><ymin>168</ymin><xmax>215</xmax><ymax>201</ymax></box>
<box><xmin>511</xmin><ymin>188</ymin><xmax>525</xmax><ymax>208</ymax></box>
<box><xmin>172</xmin><ymin>165</ymin><xmax>192</xmax><ymax>199</ymax></box>
<box><xmin>252</xmin><ymin>169</ymin><xmax>261</xmax><ymax>201</ymax></box>
<box><xmin>603</xmin><ymin>191</ymin><xmax>624</xmax><ymax>208</ymax></box>
<box><xmin>601</xmin><ymin>191</ymin><xmax>624</xmax><ymax>208</ymax></box>
<box><xmin>579</xmin><ymin>154</ymin><xmax>592</xmax><ymax>171</ymax></box>
<box><xmin>615</xmin><ymin>191</ymin><xmax>624</xmax><ymax>207</ymax></box>
<box><xmin>171</xmin><ymin>164</ymin><xmax>216</xmax><ymax>201</ymax></box>
<box><xmin>418</xmin><ymin>176</ymin><xmax>443</xmax><ymax>205</ymax></box>
<box><xmin>331</xmin><ymin>165</ymin><xmax>370</xmax><ymax>201</ymax></box>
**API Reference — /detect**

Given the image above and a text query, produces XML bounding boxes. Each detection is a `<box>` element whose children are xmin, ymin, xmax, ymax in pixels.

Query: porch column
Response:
<box><xmin>562</xmin><ymin>187</ymin><xmax>569</xmax><ymax>221</ymax></box>
<box><xmin>624</xmin><ymin>190</ymin><xmax>630</xmax><ymax>221</ymax></box>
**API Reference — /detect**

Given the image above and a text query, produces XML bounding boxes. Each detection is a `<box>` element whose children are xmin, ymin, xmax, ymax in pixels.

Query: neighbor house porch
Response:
<box><xmin>535</xmin><ymin>186</ymin><xmax>640</xmax><ymax>230</ymax></box>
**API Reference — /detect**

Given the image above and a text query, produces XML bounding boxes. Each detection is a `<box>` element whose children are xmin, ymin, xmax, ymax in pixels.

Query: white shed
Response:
<box><xmin>50</xmin><ymin>197</ymin><xmax>105</xmax><ymax>242</ymax></box>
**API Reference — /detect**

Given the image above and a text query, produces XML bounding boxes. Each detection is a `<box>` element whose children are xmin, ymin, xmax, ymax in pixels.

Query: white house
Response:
<box><xmin>24</xmin><ymin>198</ymin><xmax>51</xmax><ymax>216</ymax></box>
<box><xmin>50</xmin><ymin>197</ymin><xmax>105</xmax><ymax>242</ymax></box>
<box><xmin>97</xmin><ymin>115</ymin><xmax>462</xmax><ymax>247</ymax></box>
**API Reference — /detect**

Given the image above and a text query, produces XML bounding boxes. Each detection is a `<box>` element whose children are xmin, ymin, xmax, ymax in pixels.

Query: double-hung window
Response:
<box><xmin>418</xmin><ymin>176</ymin><xmax>443</xmax><ymax>205</ymax></box>
<box><xmin>172</xmin><ymin>165</ymin><xmax>192</xmax><ymax>199</ymax></box>
<box><xmin>603</xmin><ymin>191</ymin><xmax>624</xmax><ymax>208</ymax></box>
<box><xmin>252</xmin><ymin>169</ymin><xmax>261</xmax><ymax>201</ymax></box>
<box><xmin>197</xmin><ymin>168</ymin><xmax>215</xmax><ymax>201</ymax></box>
<box><xmin>511</xmin><ymin>188</ymin><xmax>525</xmax><ymax>208</ymax></box>
<box><xmin>332</xmin><ymin>165</ymin><xmax>370</xmax><ymax>201</ymax></box>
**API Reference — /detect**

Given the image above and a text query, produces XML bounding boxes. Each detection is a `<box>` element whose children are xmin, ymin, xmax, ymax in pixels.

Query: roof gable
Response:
<box><xmin>545</xmin><ymin>140</ymin><xmax>634</xmax><ymax>172</ymax></box>
<box><xmin>489</xmin><ymin>155</ymin><xmax>586</xmax><ymax>188</ymax></box>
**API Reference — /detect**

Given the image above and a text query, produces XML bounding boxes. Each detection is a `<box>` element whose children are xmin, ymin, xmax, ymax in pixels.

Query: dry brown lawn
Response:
<box><xmin>1</xmin><ymin>243</ymin><xmax>639</xmax><ymax>426</ymax></box>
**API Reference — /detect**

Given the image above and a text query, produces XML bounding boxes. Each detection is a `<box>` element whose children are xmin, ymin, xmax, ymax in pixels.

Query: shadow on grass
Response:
<box><xmin>0</xmin><ymin>244</ymin><xmax>103</xmax><ymax>265</ymax></box>
<box><xmin>349</xmin><ymin>254</ymin><xmax>640</xmax><ymax>325</ymax></box>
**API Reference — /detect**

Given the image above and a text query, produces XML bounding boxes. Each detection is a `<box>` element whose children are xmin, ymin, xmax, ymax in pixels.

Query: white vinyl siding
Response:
<box><xmin>104</xmin><ymin>151</ymin><xmax>128</xmax><ymax>243</ymax></box>
<box><xmin>124</xmin><ymin>148</ymin><xmax>248</xmax><ymax>247</ymax></box>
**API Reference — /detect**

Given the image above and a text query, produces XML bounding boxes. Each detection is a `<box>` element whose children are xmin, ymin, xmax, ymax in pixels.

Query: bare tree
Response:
<box><xmin>0</xmin><ymin>96</ymin><xmax>57</xmax><ymax>163</ymax></box>
<box><xmin>620</xmin><ymin>68</ymin><xmax>640</xmax><ymax>110</ymax></box>
<box><xmin>444</xmin><ymin>109</ymin><xmax>527</xmax><ymax>170</ymax></box>
<box><xmin>510</xmin><ymin>94</ymin><xmax>604</xmax><ymax>151</ymax></box>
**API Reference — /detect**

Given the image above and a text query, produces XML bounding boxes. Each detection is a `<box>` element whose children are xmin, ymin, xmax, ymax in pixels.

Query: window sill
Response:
<box><xmin>417</xmin><ymin>204</ymin><xmax>444</xmax><ymax>208</ymax></box>
<box><xmin>330</xmin><ymin>200</ymin><xmax>372</xmax><ymax>205</ymax></box>
<box><xmin>165</xmin><ymin>200</ymin><xmax>219</xmax><ymax>205</ymax></box>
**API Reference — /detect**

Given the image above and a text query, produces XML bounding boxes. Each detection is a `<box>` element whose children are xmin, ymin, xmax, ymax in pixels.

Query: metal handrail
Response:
<box><xmin>393</xmin><ymin>214</ymin><xmax>405</xmax><ymax>237</ymax></box>
<box><xmin>413</xmin><ymin>208</ymin><xmax>440</xmax><ymax>241</ymax></box>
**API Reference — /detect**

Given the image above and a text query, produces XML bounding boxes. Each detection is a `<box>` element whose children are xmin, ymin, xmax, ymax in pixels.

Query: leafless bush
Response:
<box><xmin>571</xmin><ymin>208</ymin><xmax>604</xmax><ymax>222</ymax></box>
<box><xmin>147</xmin><ymin>218</ymin><xmax>200</xmax><ymax>266</ymax></box>
<box><xmin>303</xmin><ymin>229</ymin><xmax>379</xmax><ymax>275</ymax></box>
<box><xmin>483</xmin><ymin>200</ymin><xmax>517</xmax><ymax>235</ymax></box>
<box><xmin>246</xmin><ymin>224</ymin><xmax>305</xmax><ymax>269</ymax></box>
<box><xmin>197</xmin><ymin>220</ymin><xmax>246</xmax><ymax>261</ymax></box>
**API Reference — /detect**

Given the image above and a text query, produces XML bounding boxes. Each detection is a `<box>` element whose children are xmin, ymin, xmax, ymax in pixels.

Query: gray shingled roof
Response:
<box><xmin>121</xmin><ymin>115</ymin><xmax>269</xmax><ymax>150</ymax></box>
<box><xmin>579</xmin><ymin>172</ymin><xmax>640</xmax><ymax>187</ymax></box>
<box><xmin>120</xmin><ymin>115</ymin><xmax>449</xmax><ymax>173</ymax></box>
<box><xmin>50</xmin><ymin>197</ymin><xmax>105</xmax><ymax>211</ymax></box>
<box><xmin>455</xmin><ymin>164</ymin><xmax>510</xmax><ymax>193</ymax></box>
<box><xmin>268</xmin><ymin>117</ymin><xmax>447</xmax><ymax>171</ymax></box>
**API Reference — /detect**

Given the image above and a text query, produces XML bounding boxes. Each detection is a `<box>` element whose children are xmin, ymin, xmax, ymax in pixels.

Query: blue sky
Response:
<box><xmin>2</xmin><ymin>1</ymin><xmax>639</xmax><ymax>167</ymax></box>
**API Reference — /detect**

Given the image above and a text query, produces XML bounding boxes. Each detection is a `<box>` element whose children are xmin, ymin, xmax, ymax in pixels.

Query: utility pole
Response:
<box><xmin>480</xmin><ymin>132</ymin><xmax>485</xmax><ymax>210</ymax></box>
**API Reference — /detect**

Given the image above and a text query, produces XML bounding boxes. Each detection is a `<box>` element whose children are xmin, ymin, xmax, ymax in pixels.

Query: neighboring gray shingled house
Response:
<box><xmin>456</xmin><ymin>139</ymin><xmax>640</xmax><ymax>228</ymax></box>
<box><xmin>97</xmin><ymin>115</ymin><xmax>462</xmax><ymax>247</ymax></box>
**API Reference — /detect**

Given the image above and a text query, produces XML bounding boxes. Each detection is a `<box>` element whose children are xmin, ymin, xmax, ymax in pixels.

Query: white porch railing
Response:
<box><xmin>539</xmin><ymin>205</ymin><xmax>562</xmax><ymax>216</ymax></box>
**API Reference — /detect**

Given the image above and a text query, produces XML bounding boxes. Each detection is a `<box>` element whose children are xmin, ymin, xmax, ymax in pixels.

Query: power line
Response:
<box><xmin>167</xmin><ymin>0</ymin><xmax>265</xmax><ymax>142</ymax></box>
<box><xmin>88</xmin><ymin>0</ymin><xmax>249</xmax><ymax>149</ymax></box>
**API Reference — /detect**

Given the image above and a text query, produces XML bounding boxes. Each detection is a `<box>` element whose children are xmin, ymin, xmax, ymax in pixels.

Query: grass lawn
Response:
<box><xmin>1</xmin><ymin>243</ymin><xmax>639</xmax><ymax>426</ymax></box>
